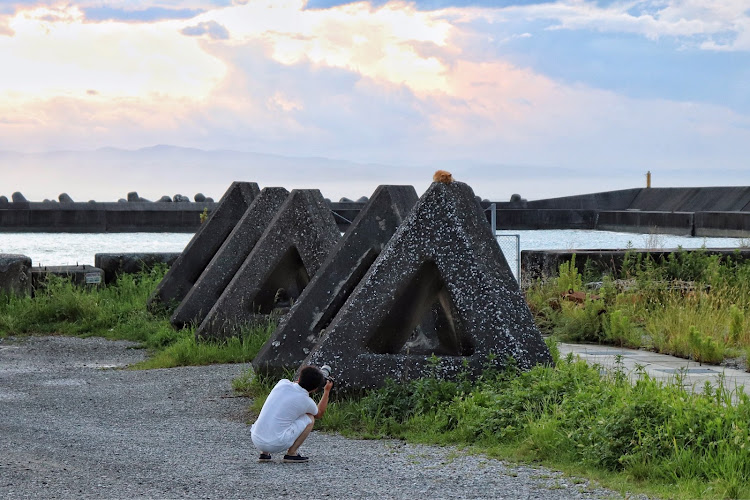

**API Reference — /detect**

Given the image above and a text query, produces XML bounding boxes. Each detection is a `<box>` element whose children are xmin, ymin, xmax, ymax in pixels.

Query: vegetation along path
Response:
<box><xmin>0</xmin><ymin>335</ymin><xmax>642</xmax><ymax>500</ymax></box>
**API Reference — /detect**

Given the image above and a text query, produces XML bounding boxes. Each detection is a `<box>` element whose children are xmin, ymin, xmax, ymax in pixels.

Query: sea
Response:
<box><xmin>0</xmin><ymin>230</ymin><xmax>747</xmax><ymax>268</ymax></box>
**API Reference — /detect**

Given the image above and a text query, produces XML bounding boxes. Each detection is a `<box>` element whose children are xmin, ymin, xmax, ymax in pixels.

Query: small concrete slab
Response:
<box><xmin>171</xmin><ymin>187</ymin><xmax>289</xmax><ymax>328</ymax></box>
<box><xmin>95</xmin><ymin>252</ymin><xmax>181</xmax><ymax>284</ymax></box>
<box><xmin>305</xmin><ymin>180</ymin><xmax>553</xmax><ymax>392</ymax></box>
<box><xmin>558</xmin><ymin>342</ymin><xmax>750</xmax><ymax>398</ymax></box>
<box><xmin>0</xmin><ymin>254</ymin><xmax>32</xmax><ymax>297</ymax></box>
<box><xmin>253</xmin><ymin>185</ymin><xmax>418</xmax><ymax>378</ymax></box>
<box><xmin>31</xmin><ymin>265</ymin><xmax>104</xmax><ymax>290</ymax></box>
<box><xmin>196</xmin><ymin>189</ymin><xmax>341</xmax><ymax>339</ymax></box>
<box><xmin>146</xmin><ymin>182</ymin><xmax>260</xmax><ymax>313</ymax></box>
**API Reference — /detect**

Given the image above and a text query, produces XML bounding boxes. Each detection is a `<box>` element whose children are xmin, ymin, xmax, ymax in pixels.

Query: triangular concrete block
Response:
<box><xmin>147</xmin><ymin>182</ymin><xmax>259</xmax><ymax>313</ymax></box>
<box><xmin>252</xmin><ymin>185</ymin><xmax>418</xmax><ymax>378</ymax></box>
<box><xmin>196</xmin><ymin>189</ymin><xmax>341</xmax><ymax>339</ymax></box>
<box><xmin>306</xmin><ymin>180</ymin><xmax>552</xmax><ymax>391</ymax></box>
<box><xmin>170</xmin><ymin>187</ymin><xmax>290</xmax><ymax>329</ymax></box>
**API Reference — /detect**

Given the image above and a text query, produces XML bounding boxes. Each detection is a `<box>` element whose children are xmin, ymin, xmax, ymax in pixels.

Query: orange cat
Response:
<box><xmin>433</xmin><ymin>170</ymin><xmax>453</xmax><ymax>184</ymax></box>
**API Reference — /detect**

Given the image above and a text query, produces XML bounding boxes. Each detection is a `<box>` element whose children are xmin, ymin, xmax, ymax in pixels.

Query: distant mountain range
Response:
<box><xmin>2</xmin><ymin>145</ymin><xmax>747</xmax><ymax>203</ymax></box>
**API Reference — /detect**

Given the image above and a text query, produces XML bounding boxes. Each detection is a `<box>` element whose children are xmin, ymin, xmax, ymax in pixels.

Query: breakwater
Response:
<box><xmin>1</xmin><ymin>186</ymin><xmax>749</xmax><ymax>236</ymax></box>
<box><xmin>495</xmin><ymin>187</ymin><xmax>750</xmax><ymax>237</ymax></box>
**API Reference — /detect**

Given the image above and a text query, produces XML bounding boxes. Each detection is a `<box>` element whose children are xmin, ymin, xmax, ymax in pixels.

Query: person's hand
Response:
<box><xmin>324</xmin><ymin>379</ymin><xmax>334</xmax><ymax>392</ymax></box>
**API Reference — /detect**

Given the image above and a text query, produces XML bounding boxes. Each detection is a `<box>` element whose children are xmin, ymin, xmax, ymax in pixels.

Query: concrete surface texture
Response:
<box><xmin>195</xmin><ymin>189</ymin><xmax>341</xmax><ymax>340</ymax></box>
<box><xmin>171</xmin><ymin>187</ymin><xmax>290</xmax><ymax>329</ymax></box>
<box><xmin>0</xmin><ymin>336</ymin><xmax>637</xmax><ymax>500</ymax></box>
<box><xmin>252</xmin><ymin>185</ymin><xmax>419</xmax><ymax>379</ymax></box>
<box><xmin>146</xmin><ymin>181</ymin><xmax>260</xmax><ymax>314</ymax></box>
<box><xmin>306</xmin><ymin>180</ymin><xmax>552</xmax><ymax>392</ymax></box>
<box><xmin>557</xmin><ymin>343</ymin><xmax>750</xmax><ymax>398</ymax></box>
<box><xmin>0</xmin><ymin>254</ymin><xmax>32</xmax><ymax>297</ymax></box>
<box><xmin>94</xmin><ymin>252</ymin><xmax>182</xmax><ymax>285</ymax></box>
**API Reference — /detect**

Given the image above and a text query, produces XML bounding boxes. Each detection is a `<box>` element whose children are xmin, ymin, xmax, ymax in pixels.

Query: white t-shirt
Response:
<box><xmin>250</xmin><ymin>379</ymin><xmax>318</xmax><ymax>451</ymax></box>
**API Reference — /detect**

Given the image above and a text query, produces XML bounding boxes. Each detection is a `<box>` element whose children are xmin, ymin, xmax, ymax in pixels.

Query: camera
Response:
<box><xmin>319</xmin><ymin>364</ymin><xmax>333</xmax><ymax>390</ymax></box>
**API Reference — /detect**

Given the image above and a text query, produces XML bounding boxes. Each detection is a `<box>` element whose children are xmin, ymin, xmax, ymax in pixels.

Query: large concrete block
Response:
<box><xmin>253</xmin><ymin>185</ymin><xmax>418</xmax><ymax>378</ymax></box>
<box><xmin>95</xmin><ymin>253</ymin><xmax>182</xmax><ymax>284</ymax></box>
<box><xmin>0</xmin><ymin>254</ymin><xmax>32</xmax><ymax>297</ymax></box>
<box><xmin>196</xmin><ymin>189</ymin><xmax>341</xmax><ymax>339</ymax></box>
<box><xmin>146</xmin><ymin>182</ymin><xmax>260</xmax><ymax>313</ymax></box>
<box><xmin>305</xmin><ymin>180</ymin><xmax>553</xmax><ymax>392</ymax></box>
<box><xmin>171</xmin><ymin>187</ymin><xmax>290</xmax><ymax>328</ymax></box>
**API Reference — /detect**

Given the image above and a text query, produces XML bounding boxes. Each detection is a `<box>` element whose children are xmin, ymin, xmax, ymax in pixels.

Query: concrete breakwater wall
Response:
<box><xmin>0</xmin><ymin>202</ymin><xmax>215</xmax><ymax>233</ymax></box>
<box><xmin>0</xmin><ymin>199</ymin><xmax>366</xmax><ymax>233</ymax></box>
<box><xmin>495</xmin><ymin>186</ymin><xmax>750</xmax><ymax>237</ymax></box>
<box><xmin>2</xmin><ymin>186</ymin><xmax>750</xmax><ymax>235</ymax></box>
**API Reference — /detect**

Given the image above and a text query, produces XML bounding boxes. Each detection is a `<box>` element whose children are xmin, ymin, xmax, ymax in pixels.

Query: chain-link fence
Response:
<box><xmin>496</xmin><ymin>234</ymin><xmax>520</xmax><ymax>282</ymax></box>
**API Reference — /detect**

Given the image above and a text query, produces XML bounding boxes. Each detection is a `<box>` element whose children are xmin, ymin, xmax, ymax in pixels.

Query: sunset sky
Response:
<box><xmin>1</xmin><ymin>0</ymin><xmax>749</xmax><ymax>201</ymax></box>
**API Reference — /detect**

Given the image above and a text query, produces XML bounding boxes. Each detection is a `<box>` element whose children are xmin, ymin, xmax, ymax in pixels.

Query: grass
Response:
<box><xmin>0</xmin><ymin>267</ymin><xmax>172</xmax><ymax>343</ymax></box>
<box><xmin>525</xmin><ymin>248</ymin><xmax>750</xmax><ymax>368</ymax></box>
<box><xmin>132</xmin><ymin>322</ymin><xmax>274</xmax><ymax>369</ymax></box>
<box><xmin>0</xmin><ymin>266</ymin><xmax>275</xmax><ymax>369</ymax></box>
<box><xmin>230</xmin><ymin>340</ymin><xmax>750</xmax><ymax>499</ymax></box>
<box><xmin>4</xmin><ymin>257</ymin><xmax>750</xmax><ymax>497</ymax></box>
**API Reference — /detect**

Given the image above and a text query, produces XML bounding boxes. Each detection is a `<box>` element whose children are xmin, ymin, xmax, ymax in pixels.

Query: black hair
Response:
<box><xmin>298</xmin><ymin>366</ymin><xmax>324</xmax><ymax>392</ymax></box>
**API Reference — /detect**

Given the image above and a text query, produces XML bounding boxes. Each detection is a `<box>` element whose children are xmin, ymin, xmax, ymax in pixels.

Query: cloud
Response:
<box><xmin>181</xmin><ymin>20</ymin><xmax>229</xmax><ymax>39</ymax></box>
<box><xmin>0</xmin><ymin>0</ymin><xmax>748</xmax><ymax>184</ymax></box>
<box><xmin>82</xmin><ymin>6</ymin><xmax>203</xmax><ymax>22</ymax></box>
<box><xmin>0</xmin><ymin>5</ymin><xmax>226</xmax><ymax>100</ymax></box>
<box><xmin>491</xmin><ymin>0</ymin><xmax>750</xmax><ymax>51</ymax></box>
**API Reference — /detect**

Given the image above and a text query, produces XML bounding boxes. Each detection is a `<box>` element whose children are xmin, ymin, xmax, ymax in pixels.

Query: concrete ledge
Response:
<box><xmin>496</xmin><ymin>209</ymin><xmax>598</xmax><ymax>230</ymax></box>
<box><xmin>695</xmin><ymin>212</ymin><xmax>750</xmax><ymax>238</ymax></box>
<box><xmin>31</xmin><ymin>265</ymin><xmax>105</xmax><ymax>290</ymax></box>
<box><xmin>0</xmin><ymin>202</ymin><xmax>216</xmax><ymax>232</ymax></box>
<box><xmin>95</xmin><ymin>253</ymin><xmax>182</xmax><ymax>284</ymax></box>
<box><xmin>0</xmin><ymin>254</ymin><xmax>32</xmax><ymax>297</ymax></box>
<box><xmin>597</xmin><ymin>210</ymin><xmax>694</xmax><ymax>236</ymax></box>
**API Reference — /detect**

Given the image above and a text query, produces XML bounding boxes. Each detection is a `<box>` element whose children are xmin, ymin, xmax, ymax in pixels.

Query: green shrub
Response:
<box><xmin>312</xmin><ymin>347</ymin><xmax>750</xmax><ymax>499</ymax></box>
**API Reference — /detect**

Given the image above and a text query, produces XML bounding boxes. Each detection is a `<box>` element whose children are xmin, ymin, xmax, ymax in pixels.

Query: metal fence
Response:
<box><xmin>496</xmin><ymin>234</ymin><xmax>521</xmax><ymax>282</ymax></box>
<box><xmin>485</xmin><ymin>203</ymin><xmax>521</xmax><ymax>282</ymax></box>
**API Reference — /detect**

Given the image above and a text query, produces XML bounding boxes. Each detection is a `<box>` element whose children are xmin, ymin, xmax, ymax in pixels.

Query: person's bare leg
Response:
<box><xmin>287</xmin><ymin>415</ymin><xmax>315</xmax><ymax>456</ymax></box>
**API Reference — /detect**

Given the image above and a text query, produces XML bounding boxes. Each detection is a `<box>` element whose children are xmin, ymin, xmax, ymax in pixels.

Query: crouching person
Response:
<box><xmin>250</xmin><ymin>365</ymin><xmax>333</xmax><ymax>463</ymax></box>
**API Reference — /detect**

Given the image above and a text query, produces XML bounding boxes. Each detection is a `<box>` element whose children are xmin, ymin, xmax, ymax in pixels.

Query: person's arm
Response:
<box><xmin>314</xmin><ymin>380</ymin><xmax>334</xmax><ymax>419</ymax></box>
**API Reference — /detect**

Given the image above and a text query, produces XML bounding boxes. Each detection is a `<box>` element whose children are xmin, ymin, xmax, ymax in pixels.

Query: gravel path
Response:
<box><xmin>0</xmin><ymin>336</ymin><xmax>642</xmax><ymax>499</ymax></box>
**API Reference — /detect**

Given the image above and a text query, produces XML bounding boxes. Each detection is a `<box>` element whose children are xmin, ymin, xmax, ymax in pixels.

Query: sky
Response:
<box><xmin>1</xmin><ymin>0</ymin><xmax>749</xmax><ymax>202</ymax></box>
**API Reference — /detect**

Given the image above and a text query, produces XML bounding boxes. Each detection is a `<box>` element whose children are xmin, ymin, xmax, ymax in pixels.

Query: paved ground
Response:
<box><xmin>558</xmin><ymin>342</ymin><xmax>750</xmax><ymax>397</ymax></box>
<box><xmin>0</xmin><ymin>336</ymin><xmax>638</xmax><ymax>500</ymax></box>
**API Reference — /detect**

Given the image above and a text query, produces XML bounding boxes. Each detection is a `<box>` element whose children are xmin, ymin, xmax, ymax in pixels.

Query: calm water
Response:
<box><xmin>0</xmin><ymin>230</ymin><xmax>747</xmax><ymax>267</ymax></box>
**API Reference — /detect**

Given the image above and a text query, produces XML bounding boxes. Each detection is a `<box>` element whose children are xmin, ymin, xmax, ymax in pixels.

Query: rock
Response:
<box><xmin>0</xmin><ymin>254</ymin><xmax>32</xmax><ymax>297</ymax></box>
